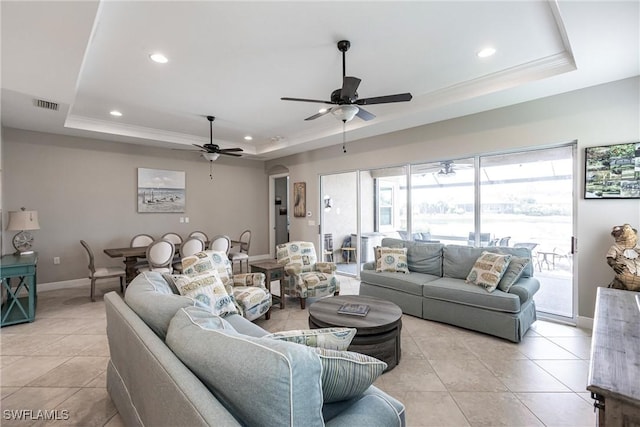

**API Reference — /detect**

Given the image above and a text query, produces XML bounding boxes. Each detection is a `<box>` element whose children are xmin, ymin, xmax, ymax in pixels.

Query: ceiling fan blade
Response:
<box><xmin>281</xmin><ymin>97</ymin><xmax>334</xmax><ymax>105</ymax></box>
<box><xmin>192</xmin><ymin>144</ymin><xmax>208</xmax><ymax>151</ymax></box>
<box><xmin>220</xmin><ymin>152</ymin><xmax>242</xmax><ymax>157</ymax></box>
<box><xmin>304</xmin><ymin>109</ymin><xmax>332</xmax><ymax>121</ymax></box>
<box><xmin>356</xmin><ymin>93</ymin><xmax>413</xmax><ymax>105</ymax></box>
<box><xmin>355</xmin><ymin>107</ymin><xmax>376</xmax><ymax>121</ymax></box>
<box><xmin>218</xmin><ymin>148</ymin><xmax>244</xmax><ymax>153</ymax></box>
<box><xmin>341</xmin><ymin>76</ymin><xmax>361</xmax><ymax>101</ymax></box>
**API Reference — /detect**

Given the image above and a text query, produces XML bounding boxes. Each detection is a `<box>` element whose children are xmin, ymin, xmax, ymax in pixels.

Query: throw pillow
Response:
<box><xmin>181</xmin><ymin>250</ymin><xmax>233</xmax><ymax>284</ymax></box>
<box><xmin>376</xmin><ymin>247</ymin><xmax>409</xmax><ymax>274</ymax></box>
<box><xmin>497</xmin><ymin>256</ymin><xmax>530</xmax><ymax>292</ymax></box>
<box><xmin>466</xmin><ymin>251</ymin><xmax>512</xmax><ymax>292</ymax></box>
<box><xmin>313</xmin><ymin>347</ymin><xmax>387</xmax><ymax>403</ymax></box>
<box><xmin>265</xmin><ymin>328</ymin><xmax>356</xmax><ymax>351</ymax></box>
<box><xmin>170</xmin><ymin>270</ymin><xmax>238</xmax><ymax>316</ymax></box>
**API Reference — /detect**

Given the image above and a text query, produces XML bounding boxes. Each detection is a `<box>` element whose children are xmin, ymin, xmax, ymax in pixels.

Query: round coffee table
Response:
<box><xmin>308</xmin><ymin>295</ymin><xmax>402</xmax><ymax>371</ymax></box>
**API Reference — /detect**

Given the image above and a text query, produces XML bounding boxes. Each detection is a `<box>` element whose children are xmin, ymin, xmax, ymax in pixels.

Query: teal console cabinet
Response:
<box><xmin>1</xmin><ymin>253</ymin><xmax>38</xmax><ymax>327</ymax></box>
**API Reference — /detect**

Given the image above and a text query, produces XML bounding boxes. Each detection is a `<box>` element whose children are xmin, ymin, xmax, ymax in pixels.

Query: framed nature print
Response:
<box><xmin>137</xmin><ymin>168</ymin><xmax>186</xmax><ymax>212</ymax></box>
<box><xmin>585</xmin><ymin>142</ymin><xmax>640</xmax><ymax>199</ymax></box>
<box><xmin>293</xmin><ymin>182</ymin><xmax>306</xmax><ymax>217</ymax></box>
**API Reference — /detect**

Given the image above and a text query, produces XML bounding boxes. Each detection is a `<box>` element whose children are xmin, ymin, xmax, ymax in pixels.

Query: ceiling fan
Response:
<box><xmin>192</xmin><ymin>116</ymin><xmax>244</xmax><ymax>161</ymax></box>
<box><xmin>281</xmin><ymin>40</ymin><xmax>413</xmax><ymax>122</ymax></box>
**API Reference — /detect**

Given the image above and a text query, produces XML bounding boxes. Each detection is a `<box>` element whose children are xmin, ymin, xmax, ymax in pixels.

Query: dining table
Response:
<box><xmin>104</xmin><ymin>240</ymin><xmax>210</xmax><ymax>284</ymax></box>
<box><xmin>103</xmin><ymin>246</ymin><xmax>154</xmax><ymax>284</ymax></box>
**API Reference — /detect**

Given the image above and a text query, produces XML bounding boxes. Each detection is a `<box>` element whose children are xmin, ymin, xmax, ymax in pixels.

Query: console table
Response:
<box><xmin>587</xmin><ymin>287</ymin><xmax>640</xmax><ymax>426</ymax></box>
<box><xmin>1</xmin><ymin>253</ymin><xmax>38</xmax><ymax>327</ymax></box>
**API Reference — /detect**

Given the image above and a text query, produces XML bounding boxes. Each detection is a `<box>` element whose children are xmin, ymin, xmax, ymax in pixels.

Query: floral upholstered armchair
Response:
<box><xmin>181</xmin><ymin>250</ymin><xmax>272</xmax><ymax>321</ymax></box>
<box><xmin>276</xmin><ymin>241</ymin><xmax>340</xmax><ymax>309</ymax></box>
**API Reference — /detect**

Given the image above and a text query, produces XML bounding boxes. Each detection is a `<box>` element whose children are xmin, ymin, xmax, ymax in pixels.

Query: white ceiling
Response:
<box><xmin>2</xmin><ymin>1</ymin><xmax>638</xmax><ymax>161</ymax></box>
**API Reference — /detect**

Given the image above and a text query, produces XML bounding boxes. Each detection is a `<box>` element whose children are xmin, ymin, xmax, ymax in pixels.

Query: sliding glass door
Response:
<box><xmin>319</xmin><ymin>144</ymin><xmax>576</xmax><ymax>320</ymax></box>
<box><xmin>480</xmin><ymin>146</ymin><xmax>575</xmax><ymax>318</ymax></box>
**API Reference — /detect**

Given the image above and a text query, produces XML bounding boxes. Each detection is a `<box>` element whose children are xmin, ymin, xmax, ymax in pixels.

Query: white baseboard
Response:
<box><xmin>38</xmin><ymin>255</ymin><xmax>274</xmax><ymax>292</ymax></box>
<box><xmin>576</xmin><ymin>316</ymin><xmax>594</xmax><ymax>330</ymax></box>
<box><xmin>38</xmin><ymin>277</ymin><xmax>120</xmax><ymax>292</ymax></box>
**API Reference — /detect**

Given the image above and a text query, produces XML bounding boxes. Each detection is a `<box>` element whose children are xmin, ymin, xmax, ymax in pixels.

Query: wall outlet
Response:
<box><xmin>53</xmin><ymin>257</ymin><xmax>60</xmax><ymax>265</ymax></box>
<box><xmin>185</xmin><ymin>217</ymin><xmax>189</xmax><ymax>223</ymax></box>
<box><xmin>179</xmin><ymin>217</ymin><xmax>185</xmax><ymax>223</ymax></box>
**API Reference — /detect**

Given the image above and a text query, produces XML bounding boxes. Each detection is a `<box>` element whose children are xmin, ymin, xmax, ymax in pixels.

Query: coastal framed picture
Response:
<box><xmin>585</xmin><ymin>142</ymin><xmax>640</xmax><ymax>199</ymax></box>
<box><xmin>137</xmin><ymin>168</ymin><xmax>186</xmax><ymax>212</ymax></box>
<box><xmin>293</xmin><ymin>182</ymin><xmax>306</xmax><ymax>217</ymax></box>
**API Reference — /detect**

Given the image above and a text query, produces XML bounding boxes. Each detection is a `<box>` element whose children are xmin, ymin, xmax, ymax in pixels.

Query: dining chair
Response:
<box><xmin>161</xmin><ymin>232</ymin><xmax>183</xmax><ymax>246</ymax></box>
<box><xmin>80</xmin><ymin>240</ymin><xmax>126</xmax><ymax>302</ymax></box>
<box><xmin>130</xmin><ymin>234</ymin><xmax>154</xmax><ymax>247</ymax></box>
<box><xmin>228</xmin><ymin>229</ymin><xmax>251</xmax><ymax>273</ymax></box>
<box><xmin>130</xmin><ymin>233</ymin><xmax>155</xmax><ymax>269</ymax></box>
<box><xmin>136</xmin><ymin>240</ymin><xmax>175</xmax><ymax>274</ymax></box>
<box><xmin>173</xmin><ymin>237</ymin><xmax>206</xmax><ymax>273</ymax></box>
<box><xmin>188</xmin><ymin>231</ymin><xmax>209</xmax><ymax>243</ymax></box>
<box><xmin>209</xmin><ymin>234</ymin><xmax>231</xmax><ymax>254</ymax></box>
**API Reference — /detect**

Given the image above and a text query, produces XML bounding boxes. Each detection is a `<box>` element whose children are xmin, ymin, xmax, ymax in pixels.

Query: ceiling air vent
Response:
<box><xmin>33</xmin><ymin>99</ymin><xmax>59</xmax><ymax>111</ymax></box>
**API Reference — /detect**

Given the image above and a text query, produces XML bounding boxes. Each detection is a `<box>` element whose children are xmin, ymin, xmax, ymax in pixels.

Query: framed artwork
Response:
<box><xmin>137</xmin><ymin>168</ymin><xmax>186</xmax><ymax>212</ymax></box>
<box><xmin>585</xmin><ymin>142</ymin><xmax>640</xmax><ymax>199</ymax></box>
<box><xmin>293</xmin><ymin>182</ymin><xmax>306</xmax><ymax>217</ymax></box>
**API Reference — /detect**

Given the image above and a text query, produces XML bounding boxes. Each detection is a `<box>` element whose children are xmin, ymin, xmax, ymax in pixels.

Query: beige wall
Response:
<box><xmin>2</xmin><ymin>129</ymin><xmax>269</xmax><ymax>283</ymax></box>
<box><xmin>266</xmin><ymin>76</ymin><xmax>640</xmax><ymax>319</ymax></box>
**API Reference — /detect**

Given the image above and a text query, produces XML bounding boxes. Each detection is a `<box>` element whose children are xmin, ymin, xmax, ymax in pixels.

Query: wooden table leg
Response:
<box><xmin>123</xmin><ymin>256</ymin><xmax>138</xmax><ymax>284</ymax></box>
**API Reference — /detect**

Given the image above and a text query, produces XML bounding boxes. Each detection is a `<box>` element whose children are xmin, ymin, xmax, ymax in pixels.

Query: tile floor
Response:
<box><xmin>1</xmin><ymin>277</ymin><xmax>596</xmax><ymax>426</ymax></box>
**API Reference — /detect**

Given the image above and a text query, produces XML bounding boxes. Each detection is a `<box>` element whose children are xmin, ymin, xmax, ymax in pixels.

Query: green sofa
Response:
<box><xmin>105</xmin><ymin>271</ymin><xmax>406</xmax><ymax>426</ymax></box>
<box><xmin>359</xmin><ymin>238</ymin><xmax>540</xmax><ymax>342</ymax></box>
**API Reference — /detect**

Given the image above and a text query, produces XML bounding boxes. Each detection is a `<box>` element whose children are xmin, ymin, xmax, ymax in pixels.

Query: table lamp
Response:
<box><xmin>7</xmin><ymin>208</ymin><xmax>40</xmax><ymax>255</ymax></box>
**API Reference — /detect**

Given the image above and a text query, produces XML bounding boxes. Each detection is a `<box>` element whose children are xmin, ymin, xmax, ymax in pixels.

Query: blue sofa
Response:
<box><xmin>105</xmin><ymin>271</ymin><xmax>406</xmax><ymax>426</ymax></box>
<box><xmin>359</xmin><ymin>238</ymin><xmax>540</xmax><ymax>342</ymax></box>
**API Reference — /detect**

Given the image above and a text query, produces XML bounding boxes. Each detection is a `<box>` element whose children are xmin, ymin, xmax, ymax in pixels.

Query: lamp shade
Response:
<box><xmin>7</xmin><ymin>209</ymin><xmax>40</xmax><ymax>231</ymax></box>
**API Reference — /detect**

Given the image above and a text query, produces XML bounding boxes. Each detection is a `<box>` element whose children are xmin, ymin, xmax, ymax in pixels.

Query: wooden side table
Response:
<box><xmin>1</xmin><ymin>253</ymin><xmax>38</xmax><ymax>327</ymax></box>
<box><xmin>250</xmin><ymin>260</ymin><xmax>285</xmax><ymax>309</ymax></box>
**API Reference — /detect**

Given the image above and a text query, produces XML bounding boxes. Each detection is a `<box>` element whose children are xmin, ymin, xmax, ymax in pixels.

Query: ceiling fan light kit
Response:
<box><xmin>331</xmin><ymin>105</ymin><xmax>359</xmax><ymax>122</ymax></box>
<box><xmin>202</xmin><ymin>152</ymin><xmax>220</xmax><ymax>162</ymax></box>
<box><xmin>281</xmin><ymin>39</ymin><xmax>412</xmax><ymax>123</ymax></box>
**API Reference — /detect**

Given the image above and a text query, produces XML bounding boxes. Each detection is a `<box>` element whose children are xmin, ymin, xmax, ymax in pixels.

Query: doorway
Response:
<box><xmin>320</xmin><ymin>171</ymin><xmax>359</xmax><ymax>276</ymax></box>
<box><xmin>269</xmin><ymin>173</ymin><xmax>289</xmax><ymax>258</ymax></box>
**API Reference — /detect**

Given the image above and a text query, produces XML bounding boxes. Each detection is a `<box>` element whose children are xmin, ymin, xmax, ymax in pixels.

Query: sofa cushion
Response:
<box><xmin>381</xmin><ymin>238</ymin><xmax>444</xmax><ymax>275</ymax></box>
<box><xmin>497</xmin><ymin>256</ymin><xmax>530</xmax><ymax>292</ymax></box>
<box><xmin>360</xmin><ymin>269</ymin><xmax>440</xmax><ymax>296</ymax></box>
<box><xmin>124</xmin><ymin>271</ymin><xmax>197</xmax><ymax>339</ymax></box>
<box><xmin>443</xmin><ymin>245</ymin><xmax>534</xmax><ymax>280</ymax></box>
<box><xmin>376</xmin><ymin>247</ymin><xmax>409</xmax><ymax>273</ymax></box>
<box><xmin>422</xmin><ymin>277</ymin><xmax>521</xmax><ymax>313</ymax></box>
<box><xmin>265</xmin><ymin>328</ymin><xmax>356</xmax><ymax>351</ymax></box>
<box><xmin>166</xmin><ymin>307</ymin><xmax>325</xmax><ymax>427</ymax></box>
<box><xmin>313</xmin><ymin>347</ymin><xmax>387</xmax><ymax>403</ymax></box>
<box><xmin>171</xmin><ymin>271</ymin><xmax>239</xmax><ymax>317</ymax></box>
<box><xmin>466</xmin><ymin>252</ymin><xmax>512</xmax><ymax>292</ymax></box>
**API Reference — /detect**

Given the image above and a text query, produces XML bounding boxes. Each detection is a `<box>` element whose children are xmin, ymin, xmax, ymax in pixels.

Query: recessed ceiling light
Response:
<box><xmin>477</xmin><ymin>47</ymin><xmax>496</xmax><ymax>58</ymax></box>
<box><xmin>110</xmin><ymin>110</ymin><xmax>122</xmax><ymax>117</ymax></box>
<box><xmin>149</xmin><ymin>53</ymin><xmax>168</xmax><ymax>63</ymax></box>
<box><xmin>244</xmin><ymin>136</ymin><xmax>253</xmax><ymax>141</ymax></box>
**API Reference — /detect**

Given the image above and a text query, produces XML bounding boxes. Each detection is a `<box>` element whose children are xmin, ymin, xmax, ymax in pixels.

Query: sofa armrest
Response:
<box><xmin>231</xmin><ymin>273</ymin><xmax>266</xmax><ymax>288</ymax></box>
<box><xmin>362</xmin><ymin>262</ymin><xmax>376</xmax><ymax>271</ymax></box>
<box><xmin>508</xmin><ymin>277</ymin><xmax>541</xmax><ymax>304</ymax></box>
